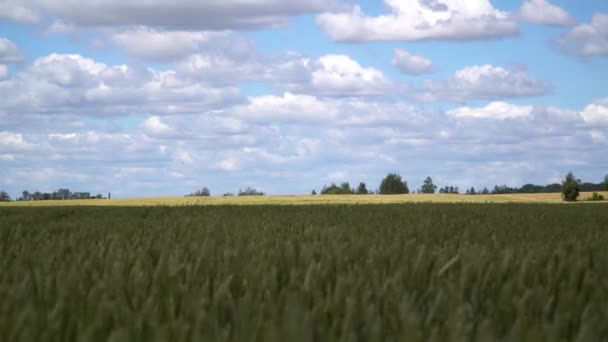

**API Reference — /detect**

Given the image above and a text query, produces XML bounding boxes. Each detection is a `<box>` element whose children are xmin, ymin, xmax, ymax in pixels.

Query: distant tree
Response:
<box><xmin>341</xmin><ymin>182</ymin><xmax>353</xmax><ymax>193</ymax></box>
<box><xmin>238</xmin><ymin>187</ymin><xmax>265</xmax><ymax>196</ymax></box>
<box><xmin>468</xmin><ymin>187</ymin><xmax>477</xmax><ymax>195</ymax></box>
<box><xmin>321</xmin><ymin>183</ymin><xmax>354</xmax><ymax>195</ymax></box>
<box><xmin>561</xmin><ymin>172</ymin><xmax>581</xmax><ymax>202</ymax></box>
<box><xmin>22</xmin><ymin>191</ymin><xmax>30</xmax><ymax>201</ymax></box>
<box><xmin>439</xmin><ymin>188</ymin><xmax>445</xmax><ymax>194</ymax></box>
<box><xmin>188</xmin><ymin>187</ymin><xmax>210</xmax><ymax>197</ymax></box>
<box><xmin>605</xmin><ymin>174</ymin><xmax>608</xmax><ymax>191</ymax></box>
<box><xmin>379</xmin><ymin>173</ymin><xmax>409</xmax><ymax>194</ymax></box>
<box><xmin>0</xmin><ymin>191</ymin><xmax>10</xmax><ymax>202</ymax></box>
<box><xmin>223</xmin><ymin>193</ymin><xmax>234</xmax><ymax>196</ymax></box>
<box><xmin>481</xmin><ymin>187</ymin><xmax>490</xmax><ymax>194</ymax></box>
<box><xmin>32</xmin><ymin>191</ymin><xmax>42</xmax><ymax>201</ymax></box>
<box><xmin>421</xmin><ymin>177</ymin><xmax>437</xmax><ymax>194</ymax></box>
<box><xmin>356</xmin><ymin>182</ymin><xmax>369</xmax><ymax>194</ymax></box>
<box><xmin>311</xmin><ymin>189</ymin><xmax>317</xmax><ymax>195</ymax></box>
<box><xmin>448</xmin><ymin>186</ymin><xmax>454</xmax><ymax>194</ymax></box>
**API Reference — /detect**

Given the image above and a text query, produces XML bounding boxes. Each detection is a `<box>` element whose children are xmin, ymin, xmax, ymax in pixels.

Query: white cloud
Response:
<box><xmin>0</xmin><ymin>38</ymin><xmax>25</xmax><ymax>64</ymax></box>
<box><xmin>39</xmin><ymin>0</ymin><xmax>345</xmax><ymax>30</ymax></box>
<box><xmin>306</xmin><ymin>54</ymin><xmax>391</xmax><ymax>96</ymax></box>
<box><xmin>557</xmin><ymin>13</ymin><xmax>608</xmax><ymax>57</ymax></box>
<box><xmin>0</xmin><ymin>1</ymin><xmax>38</xmax><ymax>23</ymax></box>
<box><xmin>447</xmin><ymin>102</ymin><xmax>534</xmax><ymax>119</ymax></box>
<box><xmin>580</xmin><ymin>98</ymin><xmax>608</xmax><ymax>126</ymax></box>
<box><xmin>417</xmin><ymin>64</ymin><xmax>550</xmax><ymax>103</ymax></box>
<box><xmin>235</xmin><ymin>92</ymin><xmax>339</xmax><ymax>124</ymax></box>
<box><xmin>316</xmin><ymin>0</ymin><xmax>518</xmax><ymax>42</ymax></box>
<box><xmin>0</xmin><ymin>131</ymin><xmax>33</xmax><ymax>150</ymax></box>
<box><xmin>216</xmin><ymin>157</ymin><xmax>239</xmax><ymax>171</ymax></box>
<box><xmin>46</xmin><ymin>20</ymin><xmax>76</xmax><ymax>35</ymax></box>
<box><xmin>391</xmin><ymin>48</ymin><xmax>434</xmax><ymax>75</ymax></box>
<box><xmin>111</xmin><ymin>27</ymin><xmax>228</xmax><ymax>61</ymax></box>
<box><xmin>0</xmin><ymin>53</ymin><xmax>244</xmax><ymax>117</ymax></box>
<box><xmin>142</xmin><ymin>116</ymin><xmax>174</xmax><ymax>136</ymax></box>
<box><xmin>0</xmin><ymin>65</ymin><xmax>8</xmax><ymax>81</ymax></box>
<box><xmin>517</xmin><ymin>0</ymin><xmax>574</xmax><ymax>26</ymax></box>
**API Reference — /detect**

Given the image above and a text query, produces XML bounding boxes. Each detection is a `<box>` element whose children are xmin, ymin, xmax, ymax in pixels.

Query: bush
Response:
<box><xmin>587</xmin><ymin>192</ymin><xmax>605</xmax><ymax>201</ymax></box>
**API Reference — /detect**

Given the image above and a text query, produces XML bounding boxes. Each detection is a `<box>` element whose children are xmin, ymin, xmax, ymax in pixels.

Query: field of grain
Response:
<box><xmin>2</xmin><ymin>191</ymin><xmax>607</xmax><ymax>207</ymax></box>
<box><xmin>1</xmin><ymin>204</ymin><xmax>607</xmax><ymax>341</ymax></box>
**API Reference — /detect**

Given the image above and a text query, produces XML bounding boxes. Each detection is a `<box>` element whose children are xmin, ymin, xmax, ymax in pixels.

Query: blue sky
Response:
<box><xmin>0</xmin><ymin>0</ymin><xmax>607</xmax><ymax>198</ymax></box>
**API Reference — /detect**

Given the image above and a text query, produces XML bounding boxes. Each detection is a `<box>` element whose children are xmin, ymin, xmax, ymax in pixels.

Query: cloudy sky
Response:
<box><xmin>0</xmin><ymin>0</ymin><xmax>607</xmax><ymax>197</ymax></box>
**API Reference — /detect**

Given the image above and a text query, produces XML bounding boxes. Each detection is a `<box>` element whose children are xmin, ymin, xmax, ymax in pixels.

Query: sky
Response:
<box><xmin>0</xmin><ymin>0</ymin><xmax>607</xmax><ymax>198</ymax></box>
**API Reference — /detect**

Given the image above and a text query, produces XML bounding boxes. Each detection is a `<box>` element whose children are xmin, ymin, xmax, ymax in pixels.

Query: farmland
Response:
<box><xmin>1</xmin><ymin>203</ymin><xmax>607</xmax><ymax>341</ymax></box>
<box><xmin>1</xmin><ymin>191</ymin><xmax>607</xmax><ymax>206</ymax></box>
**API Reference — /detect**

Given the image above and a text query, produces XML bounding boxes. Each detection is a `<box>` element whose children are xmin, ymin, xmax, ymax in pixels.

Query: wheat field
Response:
<box><xmin>1</xmin><ymin>191</ymin><xmax>607</xmax><ymax>207</ymax></box>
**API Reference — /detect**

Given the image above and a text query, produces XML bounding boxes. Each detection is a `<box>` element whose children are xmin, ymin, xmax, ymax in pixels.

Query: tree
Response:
<box><xmin>421</xmin><ymin>177</ymin><xmax>437</xmax><ymax>194</ymax></box>
<box><xmin>379</xmin><ymin>173</ymin><xmax>409</xmax><ymax>194</ymax></box>
<box><xmin>356</xmin><ymin>182</ymin><xmax>369</xmax><ymax>194</ymax></box>
<box><xmin>311</xmin><ymin>189</ymin><xmax>317</xmax><ymax>195</ymax></box>
<box><xmin>238</xmin><ymin>187</ymin><xmax>265</xmax><ymax>196</ymax></box>
<box><xmin>561</xmin><ymin>172</ymin><xmax>581</xmax><ymax>202</ymax></box>
<box><xmin>605</xmin><ymin>174</ymin><xmax>608</xmax><ymax>191</ymax></box>
<box><xmin>321</xmin><ymin>183</ymin><xmax>354</xmax><ymax>195</ymax></box>
<box><xmin>0</xmin><ymin>191</ymin><xmax>10</xmax><ymax>202</ymax></box>
<box><xmin>188</xmin><ymin>187</ymin><xmax>210</xmax><ymax>197</ymax></box>
<box><xmin>481</xmin><ymin>187</ymin><xmax>490</xmax><ymax>194</ymax></box>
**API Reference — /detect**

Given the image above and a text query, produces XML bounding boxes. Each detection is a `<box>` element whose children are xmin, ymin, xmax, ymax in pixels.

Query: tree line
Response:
<box><xmin>2</xmin><ymin>173</ymin><xmax>606</xmax><ymax>202</ymax></box>
<box><xmin>0</xmin><ymin>189</ymin><xmax>106</xmax><ymax>202</ymax></box>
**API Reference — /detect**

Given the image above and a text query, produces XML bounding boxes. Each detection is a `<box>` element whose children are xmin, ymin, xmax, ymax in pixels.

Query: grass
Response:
<box><xmin>1</xmin><ymin>191</ymin><xmax>607</xmax><ymax>207</ymax></box>
<box><xmin>1</xmin><ymin>203</ymin><xmax>607</xmax><ymax>341</ymax></box>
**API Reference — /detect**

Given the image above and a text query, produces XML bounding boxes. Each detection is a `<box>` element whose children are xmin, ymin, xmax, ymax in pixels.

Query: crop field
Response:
<box><xmin>1</xmin><ymin>204</ymin><xmax>608</xmax><ymax>341</ymax></box>
<box><xmin>2</xmin><ymin>191</ymin><xmax>607</xmax><ymax>207</ymax></box>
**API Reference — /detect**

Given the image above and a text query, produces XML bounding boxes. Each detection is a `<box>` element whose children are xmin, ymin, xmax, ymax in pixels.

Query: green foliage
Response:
<box><xmin>587</xmin><ymin>192</ymin><xmax>605</xmax><ymax>201</ymax></box>
<box><xmin>420</xmin><ymin>176</ymin><xmax>437</xmax><ymax>194</ymax></box>
<box><xmin>605</xmin><ymin>174</ymin><xmax>608</xmax><ymax>191</ymax></box>
<box><xmin>321</xmin><ymin>182</ymin><xmax>354</xmax><ymax>195</ymax></box>
<box><xmin>356</xmin><ymin>182</ymin><xmax>369</xmax><ymax>194</ymax></box>
<box><xmin>238</xmin><ymin>187</ymin><xmax>265</xmax><ymax>196</ymax></box>
<box><xmin>187</xmin><ymin>187</ymin><xmax>210</xmax><ymax>197</ymax></box>
<box><xmin>561</xmin><ymin>172</ymin><xmax>581</xmax><ymax>202</ymax></box>
<box><xmin>0</xmin><ymin>191</ymin><xmax>10</xmax><ymax>202</ymax></box>
<box><xmin>2</xmin><ymin>204</ymin><xmax>607</xmax><ymax>341</ymax></box>
<box><xmin>379</xmin><ymin>173</ymin><xmax>409</xmax><ymax>194</ymax></box>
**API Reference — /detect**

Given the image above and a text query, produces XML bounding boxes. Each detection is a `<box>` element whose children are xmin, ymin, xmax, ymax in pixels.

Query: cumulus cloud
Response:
<box><xmin>2</xmin><ymin>94</ymin><xmax>607</xmax><ymax>197</ymax></box>
<box><xmin>46</xmin><ymin>20</ymin><xmax>76</xmax><ymax>35</ymax></box>
<box><xmin>0</xmin><ymin>38</ymin><xmax>25</xmax><ymax>64</ymax></box>
<box><xmin>391</xmin><ymin>48</ymin><xmax>434</xmax><ymax>75</ymax></box>
<box><xmin>417</xmin><ymin>64</ymin><xmax>551</xmax><ymax>103</ymax></box>
<box><xmin>447</xmin><ymin>102</ymin><xmax>534</xmax><ymax>119</ymax></box>
<box><xmin>580</xmin><ymin>98</ymin><xmax>608</xmax><ymax>126</ymax></box>
<box><xmin>517</xmin><ymin>0</ymin><xmax>574</xmax><ymax>26</ymax></box>
<box><xmin>111</xmin><ymin>27</ymin><xmax>229</xmax><ymax>62</ymax></box>
<box><xmin>316</xmin><ymin>0</ymin><xmax>518</xmax><ymax>42</ymax></box>
<box><xmin>178</xmin><ymin>48</ymin><xmax>390</xmax><ymax>97</ymax></box>
<box><xmin>39</xmin><ymin>0</ymin><xmax>345</xmax><ymax>31</ymax></box>
<box><xmin>0</xmin><ymin>1</ymin><xmax>38</xmax><ymax>23</ymax></box>
<box><xmin>557</xmin><ymin>13</ymin><xmax>608</xmax><ymax>57</ymax></box>
<box><xmin>304</xmin><ymin>54</ymin><xmax>392</xmax><ymax>96</ymax></box>
<box><xmin>0</xmin><ymin>65</ymin><xmax>8</xmax><ymax>81</ymax></box>
<box><xmin>0</xmin><ymin>53</ymin><xmax>244</xmax><ymax>117</ymax></box>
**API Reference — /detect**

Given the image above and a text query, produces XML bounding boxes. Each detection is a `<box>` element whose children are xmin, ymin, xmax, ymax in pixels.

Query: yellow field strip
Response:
<box><xmin>1</xmin><ymin>192</ymin><xmax>607</xmax><ymax>207</ymax></box>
